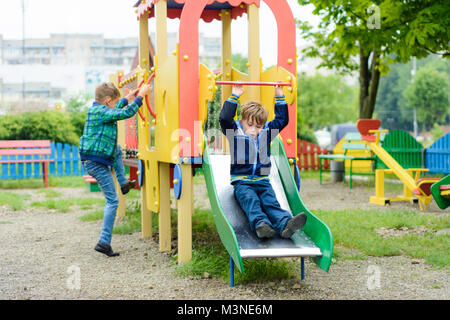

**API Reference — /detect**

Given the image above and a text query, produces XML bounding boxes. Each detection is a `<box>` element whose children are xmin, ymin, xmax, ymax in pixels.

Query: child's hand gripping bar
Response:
<box><xmin>137</xmin><ymin>72</ymin><xmax>156</xmax><ymax>119</ymax></box>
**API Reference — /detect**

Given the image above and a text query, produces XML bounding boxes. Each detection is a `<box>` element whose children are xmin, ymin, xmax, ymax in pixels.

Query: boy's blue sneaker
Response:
<box><xmin>256</xmin><ymin>222</ymin><xmax>276</xmax><ymax>239</ymax></box>
<box><xmin>281</xmin><ymin>212</ymin><xmax>307</xmax><ymax>239</ymax></box>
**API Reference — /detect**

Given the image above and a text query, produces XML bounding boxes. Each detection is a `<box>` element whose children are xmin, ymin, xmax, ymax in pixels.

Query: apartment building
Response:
<box><xmin>0</xmin><ymin>32</ymin><xmax>221</xmax><ymax>113</ymax></box>
<box><xmin>0</xmin><ymin>34</ymin><xmax>138</xmax><ymax>66</ymax></box>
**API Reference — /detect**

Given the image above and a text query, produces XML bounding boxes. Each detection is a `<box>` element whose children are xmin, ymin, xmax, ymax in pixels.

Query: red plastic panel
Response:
<box><xmin>356</xmin><ymin>119</ymin><xmax>381</xmax><ymax>136</ymax></box>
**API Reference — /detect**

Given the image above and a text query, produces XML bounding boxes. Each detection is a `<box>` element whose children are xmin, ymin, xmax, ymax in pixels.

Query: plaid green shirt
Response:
<box><xmin>79</xmin><ymin>96</ymin><xmax>142</xmax><ymax>166</ymax></box>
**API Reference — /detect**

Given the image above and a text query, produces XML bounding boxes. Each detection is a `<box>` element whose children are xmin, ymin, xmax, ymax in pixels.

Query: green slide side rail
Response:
<box><xmin>202</xmin><ymin>136</ymin><xmax>333</xmax><ymax>273</ymax></box>
<box><xmin>202</xmin><ymin>137</ymin><xmax>245</xmax><ymax>273</ymax></box>
<box><xmin>272</xmin><ymin>137</ymin><xmax>333</xmax><ymax>272</ymax></box>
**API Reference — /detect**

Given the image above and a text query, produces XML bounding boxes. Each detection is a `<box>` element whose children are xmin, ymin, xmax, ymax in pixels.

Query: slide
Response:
<box><xmin>367</xmin><ymin>142</ymin><xmax>420</xmax><ymax>194</ymax></box>
<box><xmin>356</xmin><ymin>119</ymin><xmax>438</xmax><ymax>210</ymax></box>
<box><xmin>202</xmin><ymin>136</ymin><xmax>333</xmax><ymax>275</ymax></box>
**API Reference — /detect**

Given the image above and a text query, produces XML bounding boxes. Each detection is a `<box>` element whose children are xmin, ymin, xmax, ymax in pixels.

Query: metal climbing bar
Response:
<box><xmin>138</xmin><ymin>72</ymin><xmax>157</xmax><ymax>119</ymax></box>
<box><xmin>137</xmin><ymin>109</ymin><xmax>145</xmax><ymax>122</ymax></box>
<box><xmin>215</xmin><ymin>80</ymin><xmax>292</xmax><ymax>86</ymax></box>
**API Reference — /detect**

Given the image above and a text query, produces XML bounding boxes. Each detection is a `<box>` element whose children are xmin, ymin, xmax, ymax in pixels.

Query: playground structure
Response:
<box><xmin>107</xmin><ymin>0</ymin><xmax>333</xmax><ymax>284</ymax></box>
<box><xmin>355</xmin><ymin>119</ymin><xmax>445</xmax><ymax>210</ymax></box>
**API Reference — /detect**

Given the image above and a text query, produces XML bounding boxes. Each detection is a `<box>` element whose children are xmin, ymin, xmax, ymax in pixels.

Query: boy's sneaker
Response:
<box><xmin>94</xmin><ymin>242</ymin><xmax>120</xmax><ymax>257</ymax></box>
<box><xmin>256</xmin><ymin>222</ymin><xmax>276</xmax><ymax>239</ymax></box>
<box><xmin>281</xmin><ymin>212</ymin><xmax>307</xmax><ymax>239</ymax></box>
<box><xmin>121</xmin><ymin>180</ymin><xmax>137</xmax><ymax>195</ymax></box>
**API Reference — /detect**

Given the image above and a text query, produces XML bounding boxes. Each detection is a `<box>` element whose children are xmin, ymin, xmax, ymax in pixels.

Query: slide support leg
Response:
<box><xmin>230</xmin><ymin>256</ymin><xmax>234</xmax><ymax>288</ymax></box>
<box><xmin>301</xmin><ymin>257</ymin><xmax>305</xmax><ymax>280</ymax></box>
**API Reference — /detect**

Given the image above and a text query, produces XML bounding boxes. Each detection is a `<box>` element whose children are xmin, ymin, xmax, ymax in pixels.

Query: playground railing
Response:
<box><xmin>297</xmin><ymin>138</ymin><xmax>329</xmax><ymax>170</ymax></box>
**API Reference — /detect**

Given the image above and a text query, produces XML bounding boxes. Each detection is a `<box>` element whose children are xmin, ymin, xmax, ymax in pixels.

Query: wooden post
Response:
<box><xmin>221</xmin><ymin>9</ymin><xmax>232</xmax><ymax>153</ymax></box>
<box><xmin>159</xmin><ymin>162</ymin><xmax>171</xmax><ymax>251</ymax></box>
<box><xmin>247</xmin><ymin>4</ymin><xmax>260</xmax><ymax>101</ymax></box>
<box><xmin>155</xmin><ymin>0</ymin><xmax>168</xmax><ymax>65</ymax></box>
<box><xmin>177</xmin><ymin>163</ymin><xmax>193</xmax><ymax>263</ymax></box>
<box><xmin>140</xmin><ymin>180</ymin><xmax>152</xmax><ymax>238</ymax></box>
<box><xmin>109</xmin><ymin>71</ymin><xmax>126</xmax><ymax>219</ymax></box>
<box><xmin>138</xmin><ymin>10</ymin><xmax>150</xmax><ymax>148</ymax></box>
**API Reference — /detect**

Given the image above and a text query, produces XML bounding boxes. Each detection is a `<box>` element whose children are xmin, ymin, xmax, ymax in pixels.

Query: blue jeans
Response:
<box><xmin>233</xmin><ymin>179</ymin><xmax>291</xmax><ymax>236</ymax></box>
<box><xmin>82</xmin><ymin>145</ymin><xmax>128</xmax><ymax>245</ymax></box>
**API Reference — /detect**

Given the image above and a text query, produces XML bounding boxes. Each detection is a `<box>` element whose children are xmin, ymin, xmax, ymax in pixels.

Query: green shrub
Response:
<box><xmin>0</xmin><ymin>110</ymin><xmax>79</xmax><ymax>145</ymax></box>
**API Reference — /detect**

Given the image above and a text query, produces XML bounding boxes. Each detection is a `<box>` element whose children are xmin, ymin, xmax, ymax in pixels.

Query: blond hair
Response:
<box><xmin>241</xmin><ymin>101</ymin><xmax>268</xmax><ymax>126</ymax></box>
<box><xmin>95</xmin><ymin>82</ymin><xmax>121</xmax><ymax>103</ymax></box>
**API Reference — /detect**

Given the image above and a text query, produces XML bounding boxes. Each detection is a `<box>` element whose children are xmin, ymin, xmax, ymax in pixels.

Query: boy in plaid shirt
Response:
<box><xmin>80</xmin><ymin>82</ymin><xmax>151</xmax><ymax>257</ymax></box>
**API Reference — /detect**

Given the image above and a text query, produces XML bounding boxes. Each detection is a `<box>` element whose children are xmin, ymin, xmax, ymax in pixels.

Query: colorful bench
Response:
<box><xmin>0</xmin><ymin>140</ymin><xmax>54</xmax><ymax>187</ymax></box>
<box><xmin>319</xmin><ymin>133</ymin><xmax>375</xmax><ymax>189</ymax></box>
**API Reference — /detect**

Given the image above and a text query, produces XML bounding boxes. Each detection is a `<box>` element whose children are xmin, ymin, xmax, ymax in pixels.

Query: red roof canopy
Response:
<box><xmin>136</xmin><ymin>0</ymin><xmax>260</xmax><ymax>22</ymax></box>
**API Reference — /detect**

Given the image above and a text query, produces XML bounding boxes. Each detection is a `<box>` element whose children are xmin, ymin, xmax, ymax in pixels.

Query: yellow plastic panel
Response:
<box><xmin>137</xmin><ymin>50</ymin><xmax>180</xmax><ymax>213</ymax></box>
<box><xmin>260</xmin><ymin>66</ymin><xmax>297</xmax><ymax>121</ymax></box>
<box><xmin>231</xmin><ymin>67</ymin><xmax>249</xmax><ymax>104</ymax></box>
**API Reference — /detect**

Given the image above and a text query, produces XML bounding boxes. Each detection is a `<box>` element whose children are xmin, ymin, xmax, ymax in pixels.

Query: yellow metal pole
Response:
<box><xmin>139</xmin><ymin>11</ymin><xmax>150</xmax><ymax>75</ymax></box>
<box><xmin>221</xmin><ymin>9</ymin><xmax>232</xmax><ymax>153</ymax></box>
<box><xmin>177</xmin><ymin>164</ymin><xmax>193</xmax><ymax>263</ymax></box>
<box><xmin>221</xmin><ymin>9</ymin><xmax>232</xmax><ymax>105</ymax></box>
<box><xmin>158</xmin><ymin>162</ymin><xmax>171</xmax><ymax>251</ymax></box>
<box><xmin>375</xmin><ymin>169</ymin><xmax>385</xmax><ymax>198</ymax></box>
<box><xmin>247</xmin><ymin>4</ymin><xmax>260</xmax><ymax>100</ymax></box>
<box><xmin>138</xmin><ymin>10</ymin><xmax>150</xmax><ymax>149</ymax></box>
<box><xmin>137</xmin><ymin>10</ymin><xmax>154</xmax><ymax>235</ymax></box>
<box><xmin>155</xmin><ymin>0</ymin><xmax>168</xmax><ymax>65</ymax></box>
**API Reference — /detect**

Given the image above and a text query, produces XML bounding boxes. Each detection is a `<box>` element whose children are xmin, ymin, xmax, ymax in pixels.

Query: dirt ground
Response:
<box><xmin>0</xmin><ymin>175</ymin><xmax>448</xmax><ymax>300</ymax></box>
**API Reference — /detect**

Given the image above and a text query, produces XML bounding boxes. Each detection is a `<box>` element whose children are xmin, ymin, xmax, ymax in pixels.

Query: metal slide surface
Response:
<box><xmin>202</xmin><ymin>136</ymin><xmax>333</xmax><ymax>273</ymax></box>
<box><xmin>208</xmin><ymin>154</ymin><xmax>321</xmax><ymax>259</ymax></box>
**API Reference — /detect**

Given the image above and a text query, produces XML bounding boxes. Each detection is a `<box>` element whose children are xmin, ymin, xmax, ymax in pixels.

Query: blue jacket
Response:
<box><xmin>219</xmin><ymin>94</ymin><xmax>289</xmax><ymax>183</ymax></box>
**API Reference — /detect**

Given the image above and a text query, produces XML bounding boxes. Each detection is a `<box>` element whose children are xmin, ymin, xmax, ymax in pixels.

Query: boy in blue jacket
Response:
<box><xmin>79</xmin><ymin>82</ymin><xmax>151</xmax><ymax>256</ymax></box>
<box><xmin>219</xmin><ymin>84</ymin><xmax>307</xmax><ymax>239</ymax></box>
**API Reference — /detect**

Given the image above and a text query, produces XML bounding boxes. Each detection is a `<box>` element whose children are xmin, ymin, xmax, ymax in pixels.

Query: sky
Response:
<box><xmin>0</xmin><ymin>0</ymin><xmax>320</xmax><ymax>67</ymax></box>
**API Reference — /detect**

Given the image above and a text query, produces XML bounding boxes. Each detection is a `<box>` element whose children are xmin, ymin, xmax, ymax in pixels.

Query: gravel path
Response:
<box><xmin>0</xmin><ymin>177</ymin><xmax>448</xmax><ymax>300</ymax></box>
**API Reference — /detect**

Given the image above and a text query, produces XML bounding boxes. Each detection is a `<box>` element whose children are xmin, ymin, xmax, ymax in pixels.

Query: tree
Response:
<box><xmin>232</xmin><ymin>53</ymin><xmax>248</xmax><ymax>74</ymax></box>
<box><xmin>403</xmin><ymin>66</ymin><xmax>449</xmax><ymax>131</ymax></box>
<box><xmin>66</xmin><ymin>93</ymin><xmax>92</xmax><ymax>138</ymax></box>
<box><xmin>0</xmin><ymin>111</ymin><xmax>79</xmax><ymax>145</ymax></box>
<box><xmin>297</xmin><ymin>73</ymin><xmax>358</xmax><ymax>130</ymax></box>
<box><xmin>297</xmin><ymin>0</ymin><xmax>450</xmax><ymax>119</ymax></box>
<box><xmin>375</xmin><ymin>55</ymin><xmax>447</xmax><ymax>131</ymax></box>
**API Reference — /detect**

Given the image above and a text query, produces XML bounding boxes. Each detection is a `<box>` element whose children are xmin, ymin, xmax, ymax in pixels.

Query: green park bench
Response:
<box><xmin>318</xmin><ymin>132</ymin><xmax>375</xmax><ymax>189</ymax></box>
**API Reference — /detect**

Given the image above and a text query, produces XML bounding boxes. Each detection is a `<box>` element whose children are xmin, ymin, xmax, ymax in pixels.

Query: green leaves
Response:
<box><xmin>296</xmin><ymin>0</ymin><xmax>449</xmax><ymax>119</ymax></box>
<box><xmin>0</xmin><ymin>110</ymin><xmax>79</xmax><ymax>145</ymax></box>
<box><xmin>297</xmin><ymin>73</ymin><xmax>358</xmax><ymax>131</ymax></box>
<box><xmin>404</xmin><ymin>65</ymin><xmax>449</xmax><ymax>130</ymax></box>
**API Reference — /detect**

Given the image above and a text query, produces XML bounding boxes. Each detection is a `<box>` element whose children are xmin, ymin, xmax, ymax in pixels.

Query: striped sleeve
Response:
<box><xmin>227</xmin><ymin>93</ymin><xmax>240</xmax><ymax>104</ymax></box>
<box><xmin>275</xmin><ymin>95</ymin><xmax>286</xmax><ymax>105</ymax></box>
